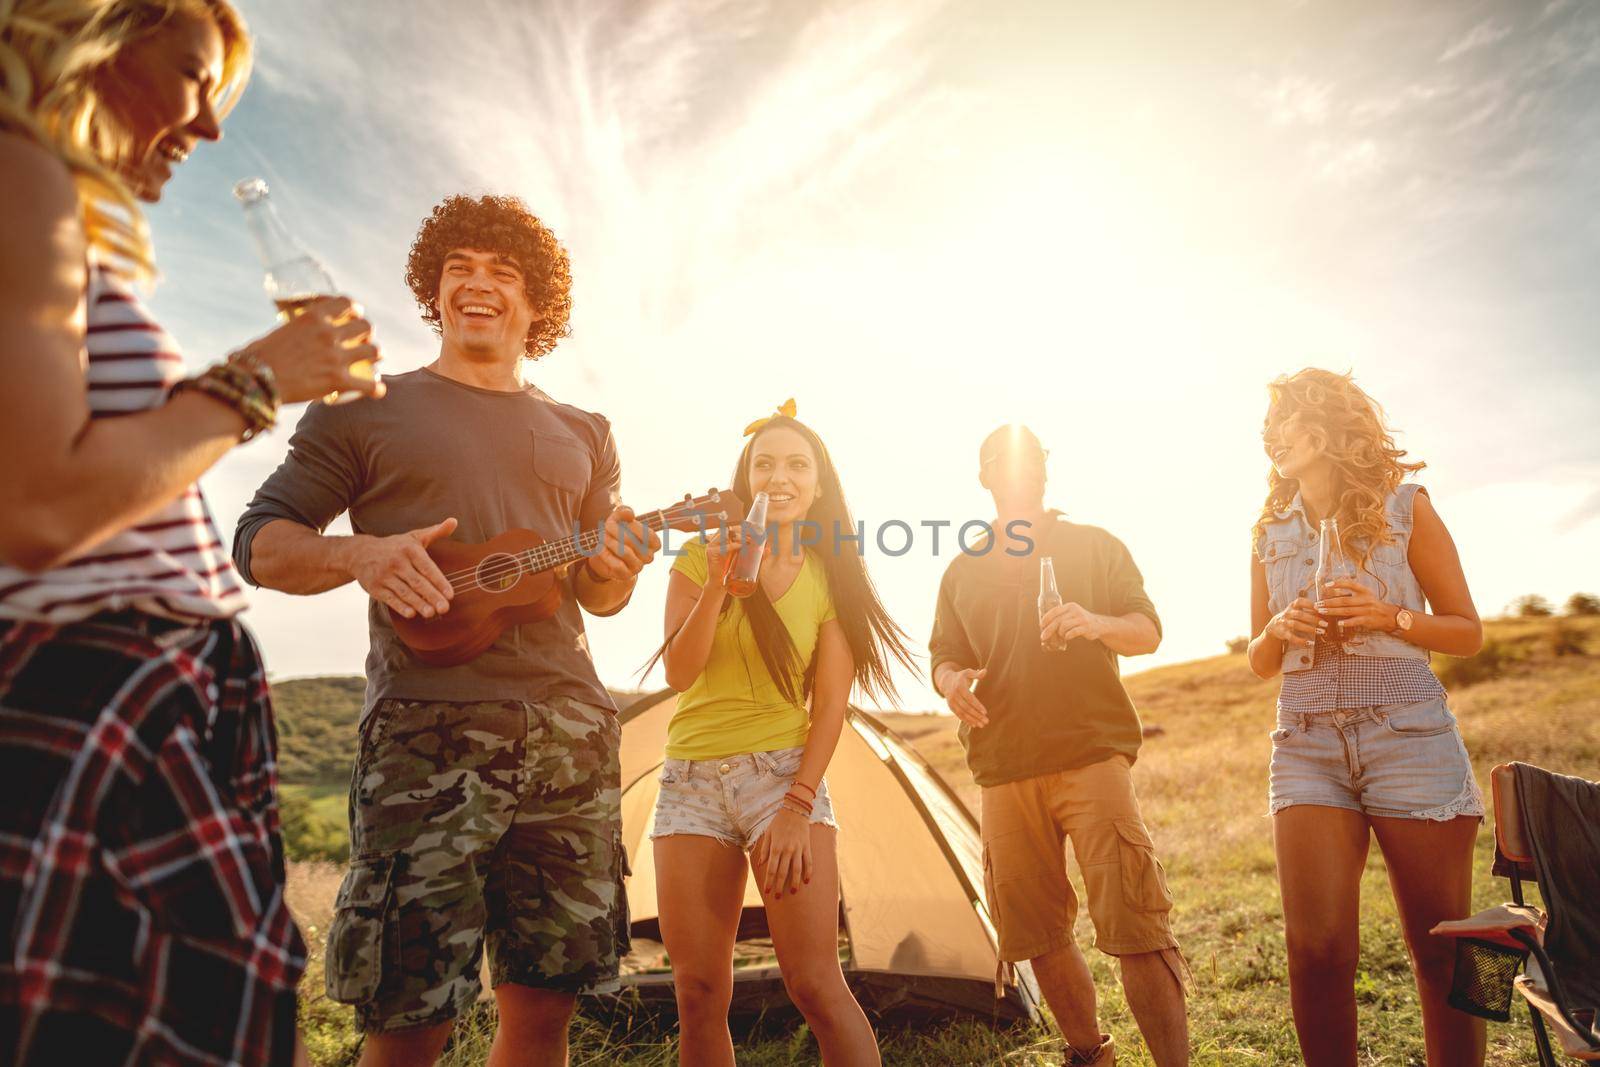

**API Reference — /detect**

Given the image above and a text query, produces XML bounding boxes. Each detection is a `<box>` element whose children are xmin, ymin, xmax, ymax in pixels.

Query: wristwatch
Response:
<box><xmin>1392</xmin><ymin>607</ymin><xmax>1414</xmax><ymax>634</ymax></box>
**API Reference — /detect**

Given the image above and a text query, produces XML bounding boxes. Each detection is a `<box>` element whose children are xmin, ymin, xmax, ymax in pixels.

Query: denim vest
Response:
<box><xmin>1255</xmin><ymin>483</ymin><xmax>1430</xmax><ymax>674</ymax></box>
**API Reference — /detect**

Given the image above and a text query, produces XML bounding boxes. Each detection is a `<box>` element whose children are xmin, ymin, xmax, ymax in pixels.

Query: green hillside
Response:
<box><xmin>273</xmin><ymin>676</ymin><xmax>367</xmax><ymax>785</ymax></box>
<box><xmin>279</xmin><ymin>616</ymin><xmax>1600</xmax><ymax>1064</ymax></box>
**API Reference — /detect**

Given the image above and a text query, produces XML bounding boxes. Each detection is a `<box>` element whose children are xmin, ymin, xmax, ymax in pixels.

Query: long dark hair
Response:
<box><xmin>647</xmin><ymin>415</ymin><xmax>917</xmax><ymax>707</ymax></box>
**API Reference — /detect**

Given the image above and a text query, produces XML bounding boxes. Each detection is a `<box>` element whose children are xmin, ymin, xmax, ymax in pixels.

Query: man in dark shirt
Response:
<box><xmin>234</xmin><ymin>195</ymin><xmax>658</xmax><ymax>1067</ymax></box>
<box><xmin>930</xmin><ymin>425</ymin><xmax>1189</xmax><ymax>1067</ymax></box>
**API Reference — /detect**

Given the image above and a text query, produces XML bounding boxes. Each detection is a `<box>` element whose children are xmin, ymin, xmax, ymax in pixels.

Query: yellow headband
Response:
<box><xmin>742</xmin><ymin>397</ymin><xmax>797</xmax><ymax>437</ymax></box>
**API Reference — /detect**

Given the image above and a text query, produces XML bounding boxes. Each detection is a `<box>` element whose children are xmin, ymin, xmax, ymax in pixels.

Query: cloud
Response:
<box><xmin>1347</xmin><ymin>81</ymin><xmax>1452</xmax><ymax>126</ymax></box>
<box><xmin>1539</xmin><ymin>0</ymin><xmax>1575</xmax><ymax>23</ymax></box>
<box><xmin>1246</xmin><ymin>73</ymin><xmax>1333</xmax><ymax>126</ymax></box>
<box><xmin>1439</xmin><ymin>19</ymin><xmax>1513</xmax><ymax>62</ymax></box>
<box><xmin>1308</xmin><ymin>137</ymin><xmax>1382</xmax><ymax>184</ymax></box>
<box><xmin>1556</xmin><ymin>487</ymin><xmax>1600</xmax><ymax>535</ymax></box>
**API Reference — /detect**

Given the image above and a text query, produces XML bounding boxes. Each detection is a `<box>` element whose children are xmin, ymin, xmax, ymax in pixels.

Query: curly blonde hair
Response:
<box><xmin>1254</xmin><ymin>367</ymin><xmax>1425</xmax><ymax>574</ymax></box>
<box><xmin>0</xmin><ymin>0</ymin><xmax>252</xmax><ymax>278</ymax></box>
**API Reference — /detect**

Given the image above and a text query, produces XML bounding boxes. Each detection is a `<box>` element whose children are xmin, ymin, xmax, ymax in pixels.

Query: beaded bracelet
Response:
<box><xmin>779</xmin><ymin>798</ymin><xmax>811</xmax><ymax>818</ymax></box>
<box><xmin>789</xmin><ymin>780</ymin><xmax>818</xmax><ymax>800</ymax></box>
<box><xmin>782</xmin><ymin>791</ymin><xmax>813</xmax><ymax>813</ymax></box>
<box><xmin>226</xmin><ymin>348</ymin><xmax>280</xmax><ymax>407</ymax></box>
<box><xmin>173</xmin><ymin>360</ymin><xmax>278</xmax><ymax>442</ymax></box>
<box><xmin>212</xmin><ymin>362</ymin><xmax>277</xmax><ymax>430</ymax></box>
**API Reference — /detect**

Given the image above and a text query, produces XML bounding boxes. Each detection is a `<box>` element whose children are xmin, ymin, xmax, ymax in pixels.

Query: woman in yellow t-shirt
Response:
<box><xmin>650</xmin><ymin>405</ymin><xmax>915</xmax><ymax>1066</ymax></box>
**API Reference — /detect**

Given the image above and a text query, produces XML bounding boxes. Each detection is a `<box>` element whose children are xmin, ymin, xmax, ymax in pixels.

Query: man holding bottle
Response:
<box><xmin>929</xmin><ymin>424</ymin><xmax>1189</xmax><ymax>1067</ymax></box>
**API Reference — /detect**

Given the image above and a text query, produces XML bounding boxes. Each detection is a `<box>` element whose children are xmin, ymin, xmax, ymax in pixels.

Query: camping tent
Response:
<box><xmin>613</xmin><ymin>689</ymin><xmax>1041</xmax><ymax>1024</ymax></box>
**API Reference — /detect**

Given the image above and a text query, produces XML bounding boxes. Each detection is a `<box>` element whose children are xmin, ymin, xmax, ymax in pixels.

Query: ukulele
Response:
<box><xmin>391</xmin><ymin>488</ymin><xmax>744</xmax><ymax>667</ymax></box>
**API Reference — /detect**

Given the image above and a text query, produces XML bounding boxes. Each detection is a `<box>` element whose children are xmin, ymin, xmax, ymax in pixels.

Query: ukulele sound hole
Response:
<box><xmin>475</xmin><ymin>553</ymin><xmax>522</xmax><ymax>593</ymax></box>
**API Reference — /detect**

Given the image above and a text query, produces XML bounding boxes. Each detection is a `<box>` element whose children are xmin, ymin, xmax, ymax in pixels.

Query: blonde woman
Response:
<box><xmin>0</xmin><ymin>2</ymin><xmax>377</xmax><ymax>1063</ymax></box>
<box><xmin>1248</xmin><ymin>368</ymin><xmax>1485</xmax><ymax>1066</ymax></box>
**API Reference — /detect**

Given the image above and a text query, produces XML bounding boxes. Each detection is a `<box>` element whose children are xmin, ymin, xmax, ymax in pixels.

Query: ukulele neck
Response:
<box><xmin>520</xmin><ymin>508</ymin><xmax>673</xmax><ymax>574</ymax></box>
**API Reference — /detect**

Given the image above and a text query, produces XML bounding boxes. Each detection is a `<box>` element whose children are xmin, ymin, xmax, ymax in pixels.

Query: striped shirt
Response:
<box><xmin>1278</xmin><ymin>636</ymin><xmax>1445</xmax><ymax>713</ymax></box>
<box><xmin>0</xmin><ymin>265</ymin><xmax>248</xmax><ymax>624</ymax></box>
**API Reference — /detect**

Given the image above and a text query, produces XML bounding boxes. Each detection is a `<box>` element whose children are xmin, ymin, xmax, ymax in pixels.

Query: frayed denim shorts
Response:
<box><xmin>649</xmin><ymin>746</ymin><xmax>837</xmax><ymax>851</ymax></box>
<box><xmin>1267</xmin><ymin>695</ymin><xmax>1485</xmax><ymax>821</ymax></box>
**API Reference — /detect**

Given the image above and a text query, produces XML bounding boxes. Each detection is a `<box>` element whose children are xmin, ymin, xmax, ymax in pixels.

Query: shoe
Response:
<box><xmin>1064</xmin><ymin>1033</ymin><xmax>1115</xmax><ymax>1066</ymax></box>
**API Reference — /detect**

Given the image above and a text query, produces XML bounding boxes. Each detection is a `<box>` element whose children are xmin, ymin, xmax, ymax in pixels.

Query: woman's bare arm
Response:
<box><xmin>661</xmin><ymin>567</ymin><xmax>726</xmax><ymax>691</ymax></box>
<box><xmin>1399</xmin><ymin>490</ymin><xmax>1483</xmax><ymax>657</ymax></box>
<box><xmin>794</xmin><ymin>620</ymin><xmax>852</xmax><ymax>794</ymax></box>
<box><xmin>1247</xmin><ymin>554</ymin><xmax>1324</xmax><ymax>679</ymax></box>
<box><xmin>0</xmin><ymin>135</ymin><xmax>246</xmax><ymax>570</ymax></box>
<box><xmin>1247</xmin><ymin>556</ymin><xmax>1285</xmax><ymax>679</ymax></box>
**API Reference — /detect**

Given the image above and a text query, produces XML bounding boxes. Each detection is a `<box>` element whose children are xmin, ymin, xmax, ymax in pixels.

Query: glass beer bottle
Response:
<box><xmin>1315</xmin><ymin>518</ymin><xmax>1357</xmax><ymax>638</ymax></box>
<box><xmin>233</xmin><ymin>177</ymin><xmax>376</xmax><ymax>404</ymax></box>
<box><xmin>723</xmin><ymin>492</ymin><xmax>769</xmax><ymax>598</ymax></box>
<box><xmin>1038</xmin><ymin>555</ymin><xmax>1064</xmax><ymax>651</ymax></box>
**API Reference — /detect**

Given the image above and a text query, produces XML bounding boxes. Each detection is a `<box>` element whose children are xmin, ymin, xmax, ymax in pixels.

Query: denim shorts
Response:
<box><xmin>1267</xmin><ymin>695</ymin><xmax>1485</xmax><ymax>820</ymax></box>
<box><xmin>649</xmin><ymin>746</ymin><xmax>837</xmax><ymax>850</ymax></box>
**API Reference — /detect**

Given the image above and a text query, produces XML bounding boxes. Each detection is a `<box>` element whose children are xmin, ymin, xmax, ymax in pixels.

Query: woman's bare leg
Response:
<box><xmin>654</xmin><ymin>834</ymin><xmax>751</xmax><ymax>1067</ymax></box>
<box><xmin>1371</xmin><ymin>814</ymin><xmax>1485</xmax><ymax>1067</ymax></box>
<box><xmin>757</xmin><ymin>826</ymin><xmax>880</xmax><ymax>1066</ymax></box>
<box><xmin>1274</xmin><ymin>805</ymin><xmax>1372</xmax><ymax>1067</ymax></box>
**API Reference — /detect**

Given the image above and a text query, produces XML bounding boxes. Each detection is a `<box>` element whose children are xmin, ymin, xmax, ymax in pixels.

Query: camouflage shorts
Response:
<box><xmin>323</xmin><ymin>696</ymin><xmax>628</xmax><ymax>1033</ymax></box>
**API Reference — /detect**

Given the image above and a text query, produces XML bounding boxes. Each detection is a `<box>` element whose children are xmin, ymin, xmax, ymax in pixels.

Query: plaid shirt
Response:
<box><xmin>1278</xmin><ymin>635</ymin><xmax>1445</xmax><ymax>713</ymax></box>
<box><xmin>0</xmin><ymin>614</ymin><xmax>305</xmax><ymax>1066</ymax></box>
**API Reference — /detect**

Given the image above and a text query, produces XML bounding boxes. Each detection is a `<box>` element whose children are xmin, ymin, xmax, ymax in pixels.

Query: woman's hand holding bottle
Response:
<box><xmin>1268</xmin><ymin>595</ymin><xmax>1325</xmax><ymax>648</ymax></box>
<box><xmin>236</xmin><ymin>296</ymin><xmax>382</xmax><ymax>404</ymax></box>
<box><xmin>700</xmin><ymin>526</ymin><xmax>741</xmax><ymax>593</ymax></box>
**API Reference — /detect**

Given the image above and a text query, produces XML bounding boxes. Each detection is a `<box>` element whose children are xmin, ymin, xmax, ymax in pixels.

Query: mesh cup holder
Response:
<box><xmin>1447</xmin><ymin>938</ymin><xmax>1528</xmax><ymax>1022</ymax></box>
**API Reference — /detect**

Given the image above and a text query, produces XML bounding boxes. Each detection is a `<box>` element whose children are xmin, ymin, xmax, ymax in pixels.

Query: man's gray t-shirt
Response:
<box><xmin>234</xmin><ymin>367</ymin><xmax>624</xmax><ymax>719</ymax></box>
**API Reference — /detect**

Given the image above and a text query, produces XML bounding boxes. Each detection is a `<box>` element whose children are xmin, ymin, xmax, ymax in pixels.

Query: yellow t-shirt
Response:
<box><xmin>665</xmin><ymin>538</ymin><xmax>836</xmax><ymax>760</ymax></box>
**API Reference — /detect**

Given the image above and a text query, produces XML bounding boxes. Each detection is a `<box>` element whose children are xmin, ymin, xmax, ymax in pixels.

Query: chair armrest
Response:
<box><xmin>1431</xmin><ymin>904</ymin><xmax>1544</xmax><ymax>950</ymax></box>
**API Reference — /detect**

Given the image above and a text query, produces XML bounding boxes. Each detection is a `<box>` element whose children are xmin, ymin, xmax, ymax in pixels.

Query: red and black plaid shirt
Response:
<box><xmin>0</xmin><ymin>613</ymin><xmax>306</xmax><ymax>1066</ymax></box>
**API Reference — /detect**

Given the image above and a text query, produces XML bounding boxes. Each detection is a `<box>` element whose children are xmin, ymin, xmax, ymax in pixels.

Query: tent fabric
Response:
<box><xmin>611</xmin><ymin>689</ymin><xmax>1040</xmax><ymax>1024</ymax></box>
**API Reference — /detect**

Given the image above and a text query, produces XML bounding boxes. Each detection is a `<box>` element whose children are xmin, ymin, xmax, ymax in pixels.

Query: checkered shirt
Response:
<box><xmin>0</xmin><ymin>613</ymin><xmax>305</xmax><ymax>1066</ymax></box>
<box><xmin>1278</xmin><ymin>635</ymin><xmax>1445</xmax><ymax>713</ymax></box>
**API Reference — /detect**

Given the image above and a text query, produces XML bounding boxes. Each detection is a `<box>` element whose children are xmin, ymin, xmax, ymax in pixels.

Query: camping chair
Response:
<box><xmin>1430</xmin><ymin>763</ymin><xmax>1600</xmax><ymax>1064</ymax></box>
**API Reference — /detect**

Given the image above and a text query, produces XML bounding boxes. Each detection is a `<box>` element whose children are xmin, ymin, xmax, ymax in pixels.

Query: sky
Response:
<box><xmin>144</xmin><ymin>0</ymin><xmax>1600</xmax><ymax>710</ymax></box>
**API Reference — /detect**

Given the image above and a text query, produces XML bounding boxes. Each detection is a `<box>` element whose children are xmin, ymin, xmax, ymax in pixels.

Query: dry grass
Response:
<box><xmin>290</xmin><ymin>617</ymin><xmax>1600</xmax><ymax>1064</ymax></box>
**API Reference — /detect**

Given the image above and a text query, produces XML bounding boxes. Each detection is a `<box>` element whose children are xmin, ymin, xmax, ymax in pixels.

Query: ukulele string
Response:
<box><xmin>436</xmin><ymin>512</ymin><xmax>652</xmax><ymax>587</ymax></box>
<box><xmin>441</xmin><ymin>528</ymin><xmax>611</xmax><ymax>593</ymax></box>
<box><xmin>438</xmin><ymin>505</ymin><xmax>716</xmax><ymax>593</ymax></box>
<box><xmin>437</xmin><ymin>508</ymin><xmax>668</xmax><ymax>589</ymax></box>
<box><xmin>448</xmin><ymin>496</ymin><xmax>735</xmax><ymax>589</ymax></box>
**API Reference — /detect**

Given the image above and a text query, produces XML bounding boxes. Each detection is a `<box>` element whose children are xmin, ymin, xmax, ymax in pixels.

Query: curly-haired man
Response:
<box><xmin>234</xmin><ymin>195</ymin><xmax>658</xmax><ymax>1065</ymax></box>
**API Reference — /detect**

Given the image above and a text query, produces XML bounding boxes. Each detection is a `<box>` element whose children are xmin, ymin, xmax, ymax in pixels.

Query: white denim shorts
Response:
<box><xmin>1267</xmin><ymin>695</ymin><xmax>1485</xmax><ymax>821</ymax></box>
<box><xmin>649</xmin><ymin>746</ymin><xmax>837</xmax><ymax>851</ymax></box>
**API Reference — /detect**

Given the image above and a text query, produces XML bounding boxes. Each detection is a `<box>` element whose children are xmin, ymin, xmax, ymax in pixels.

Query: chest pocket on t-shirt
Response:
<box><xmin>531</xmin><ymin>431</ymin><xmax>590</xmax><ymax>499</ymax></box>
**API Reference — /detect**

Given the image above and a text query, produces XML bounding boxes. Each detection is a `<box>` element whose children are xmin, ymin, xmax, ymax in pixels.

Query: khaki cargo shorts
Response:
<box><xmin>323</xmin><ymin>696</ymin><xmax>629</xmax><ymax>1033</ymax></box>
<box><xmin>981</xmin><ymin>755</ymin><xmax>1186</xmax><ymax>985</ymax></box>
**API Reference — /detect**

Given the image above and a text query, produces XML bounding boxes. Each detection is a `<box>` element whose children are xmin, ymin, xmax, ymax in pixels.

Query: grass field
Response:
<box><xmin>281</xmin><ymin>615</ymin><xmax>1600</xmax><ymax>1065</ymax></box>
<box><xmin>281</xmin><ymin>782</ymin><xmax>347</xmax><ymax>822</ymax></box>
